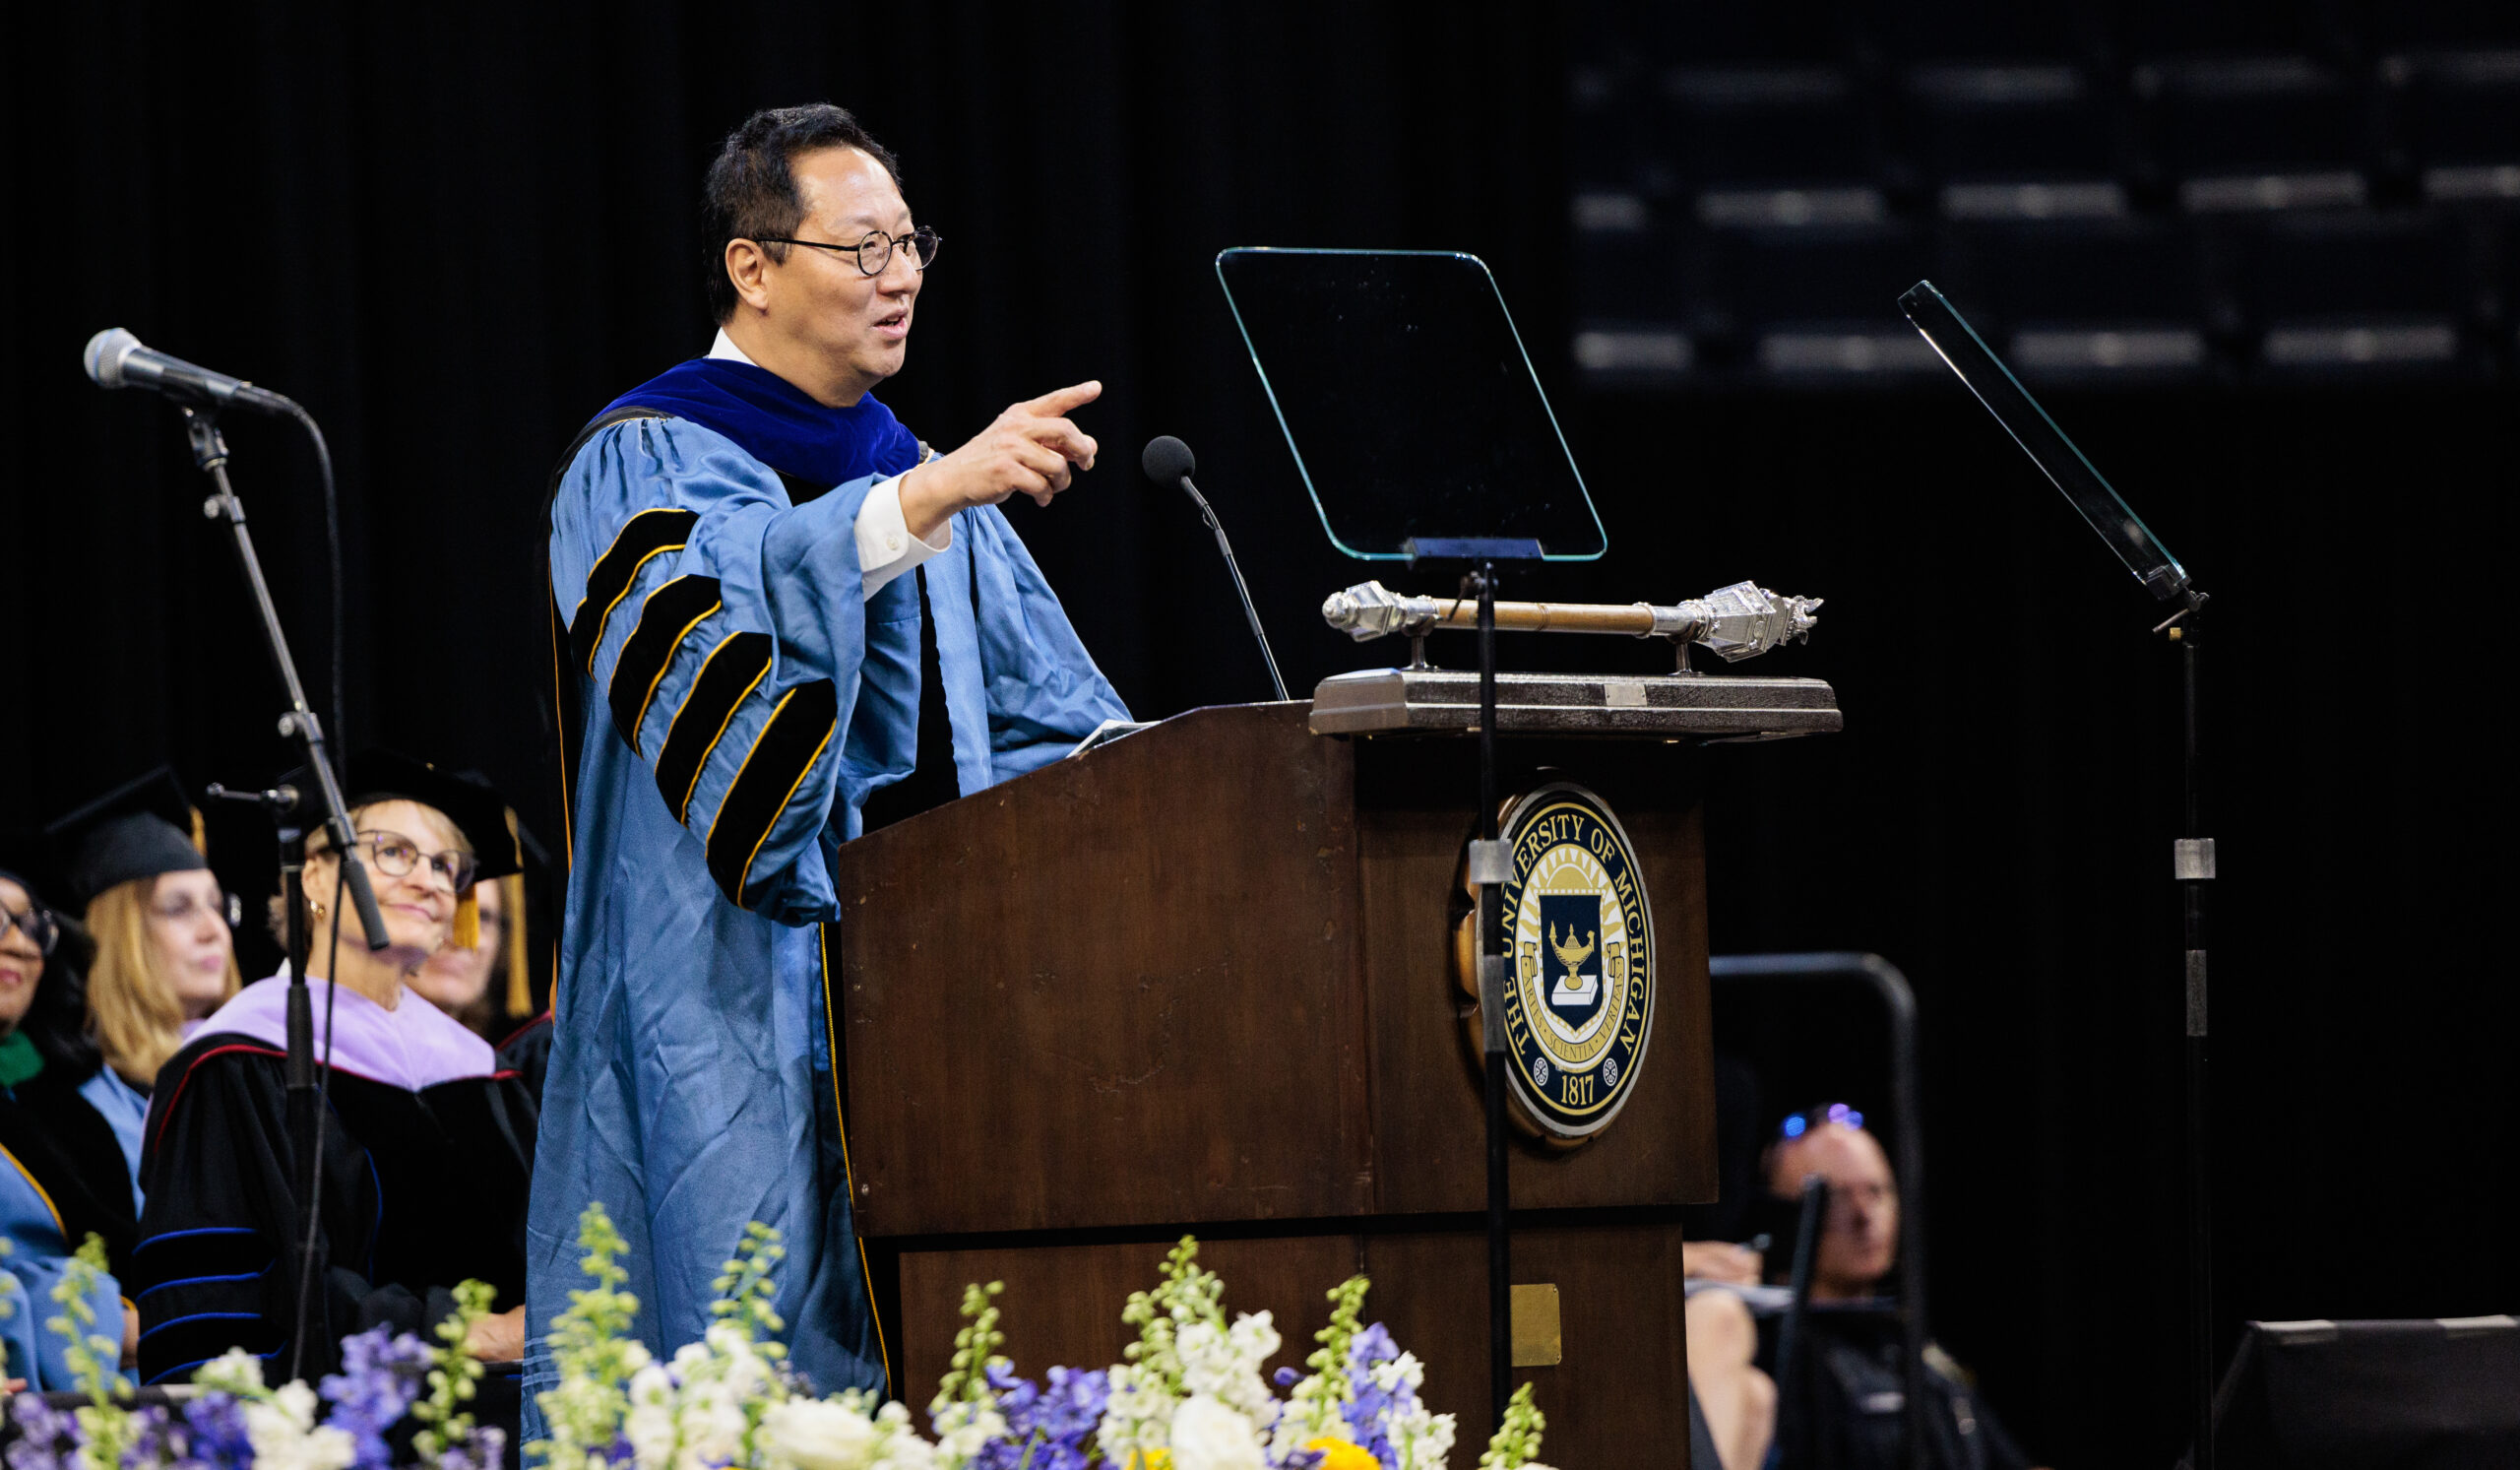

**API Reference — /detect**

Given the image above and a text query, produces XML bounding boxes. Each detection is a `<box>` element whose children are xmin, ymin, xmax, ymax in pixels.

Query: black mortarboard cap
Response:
<box><xmin>42</xmin><ymin>768</ymin><xmax>209</xmax><ymax>909</ymax></box>
<box><xmin>286</xmin><ymin>749</ymin><xmax>522</xmax><ymax>882</ymax></box>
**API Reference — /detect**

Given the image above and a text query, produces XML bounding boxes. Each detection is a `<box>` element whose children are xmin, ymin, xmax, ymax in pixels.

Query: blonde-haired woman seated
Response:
<box><xmin>129</xmin><ymin>750</ymin><xmax>535</xmax><ymax>1416</ymax></box>
<box><xmin>42</xmin><ymin>768</ymin><xmax>240</xmax><ymax>1181</ymax></box>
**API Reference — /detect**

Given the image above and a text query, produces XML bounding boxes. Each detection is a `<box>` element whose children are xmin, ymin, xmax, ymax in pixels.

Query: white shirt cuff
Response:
<box><xmin>855</xmin><ymin>475</ymin><xmax>950</xmax><ymax>599</ymax></box>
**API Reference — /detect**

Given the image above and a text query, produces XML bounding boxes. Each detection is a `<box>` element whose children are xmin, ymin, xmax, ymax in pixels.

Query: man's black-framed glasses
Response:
<box><xmin>755</xmin><ymin>227</ymin><xmax>941</xmax><ymax>278</ymax></box>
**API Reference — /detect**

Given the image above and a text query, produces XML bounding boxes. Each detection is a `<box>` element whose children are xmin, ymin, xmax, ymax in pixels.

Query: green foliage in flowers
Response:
<box><xmin>1278</xmin><ymin>1274</ymin><xmax>1371</xmax><ymax>1444</ymax></box>
<box><xmin>1116</xmin><ymin>1237</ymin><xmax>1224</xmax><ymax>1399</ymax></box>
<box><xmin>53</xmin><ymin>1235</ymin><xmax>136</xmax><ymax>1470</ymax></box>
<box><xmin>716</xmin><ymin>1225</ymin><xmax>791</xmax><ymax>1469</ymax></box>
<box><xmin>530</xmin><ymin>1202</ymin><xmax>648</xmax><ymax>1470</ymax></box>
<box><xmin>1477</xmin><ymin>1383</ymin><xmax>1546</xmax><ymax>1470</ymax></box>
<box><xmin>711</xmin><ymin>1221</ymin><xmax>790</xmax><ymax>1356</ymax></box>
<box><xmin>934</xmin><ymin>1281</ymin><xmax>1006</xmax><ymax>1409</ymax></box>
<box><xmin>410</xmin><ymin>1277</ymin><xmax>497</xmax><ymax>1459</ymax></box>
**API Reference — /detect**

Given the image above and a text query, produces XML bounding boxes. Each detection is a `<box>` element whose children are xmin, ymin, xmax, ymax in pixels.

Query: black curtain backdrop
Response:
<box><xmin>2</xmin><ymin>5</ymin><xmax>2511</xmax><ymax>1464</ymax></box>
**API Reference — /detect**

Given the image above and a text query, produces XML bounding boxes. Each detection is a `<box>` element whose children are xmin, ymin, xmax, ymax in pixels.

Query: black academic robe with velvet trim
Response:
<box><xmin>130</xmin><ymin>1034</ymin><xmax>536</xmax><ymax>1386</ymax></box>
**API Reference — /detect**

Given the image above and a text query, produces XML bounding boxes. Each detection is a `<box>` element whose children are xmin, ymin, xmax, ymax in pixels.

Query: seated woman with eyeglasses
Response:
<box><xmin>0</xmin><ymin>863</ymin><xmax>139</xmax><ymax>1388</ymax></box>
<box><xmin>38</xmin><ymin>768</ymin><xmax>243</xmax><ymax>1219</ymax></box>
<box><xmin>130</xmin><ymin>751</ymin><xmax>536</xmax><ymax>1411</ymax></box>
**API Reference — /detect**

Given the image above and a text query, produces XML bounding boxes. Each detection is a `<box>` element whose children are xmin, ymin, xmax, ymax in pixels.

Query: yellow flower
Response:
<box><xmin>1129</xmin><ymin>1452</ymin><xmax>1173</xmax><ymax>1470</ymax></box>
<box><xmin>1304</xmin><ymin>1438</ymin><xmax>1379</xmax><ymax>1470</ymax></box>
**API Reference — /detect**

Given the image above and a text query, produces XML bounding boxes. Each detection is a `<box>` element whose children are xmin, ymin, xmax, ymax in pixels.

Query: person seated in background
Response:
<box><xmin>42</xmin><ymin>770</ymin><xmax>241</xmax><ymax>1174</ymax></box>
<box><xmin>1763</xmin><ymin>1106</ymin><xmax>2037</xmax><ymax>1470</ymax></box>
<box><xmin>131</xmin><ymin>752</ymin><xmax>536</xmax><ymax>1420</ymax></box>
<box><xmin>0</xmin><ymin>860</ymin><xmax>139</xmax><ymax>1386</ymax></box>
<box><xmin>1681</xmin><ymin>1249</ymin><xmax>1778</xmax><ymax>1470</ymax></box>
<box><xmin>410</xmin><ymin>862</ymin><xmax>527</xmax><ymax>1039</ymax></box>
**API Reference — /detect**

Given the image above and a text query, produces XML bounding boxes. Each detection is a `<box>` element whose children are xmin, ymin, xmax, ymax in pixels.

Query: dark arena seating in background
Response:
<box><xmin>1569</xmin><ymin>0</ymin><xmax>2520</xmax><ymax>386</ymax></box>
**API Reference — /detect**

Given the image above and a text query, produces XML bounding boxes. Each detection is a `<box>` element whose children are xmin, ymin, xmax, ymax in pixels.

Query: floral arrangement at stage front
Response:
<box><xmin>5</xmin><ymin>1238</ymin><xmax>506</xmax><ymax>1470</ymax></box>
<box><xmin>6</xmin><ymin>1216</ymin><xmax>1554</xmax><ymax>1470</ymax></box>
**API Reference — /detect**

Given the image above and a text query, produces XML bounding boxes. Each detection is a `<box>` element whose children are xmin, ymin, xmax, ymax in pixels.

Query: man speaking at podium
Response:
<box><xmin>528</xmin><ymin>103</ymin><xmax>1128</xmax><ymax>1412</ymax></box>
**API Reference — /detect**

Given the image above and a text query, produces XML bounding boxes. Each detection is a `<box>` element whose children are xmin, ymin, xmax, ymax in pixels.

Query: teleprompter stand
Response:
<box><xmin>1901</xmin><ymin>283</ymin><xmax>2220</xmax><ymax>1470</ymax></box>
<box><xmin>1408</xmin><ymin>536</ymin><xmax>1545</xmax><ymax>1434</ymax></box>
<box><xmin>173</xmin><ymin>406</ymin><xmax>387</xmax><ymax>1380</ymax></box>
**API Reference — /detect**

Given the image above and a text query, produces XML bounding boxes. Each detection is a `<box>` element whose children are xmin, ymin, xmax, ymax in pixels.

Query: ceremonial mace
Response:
<box><xmin>1898</xmin><ymin>284</ymin><xmax>2222</xmax><ymax>1470</ymax></box>
<box><xmin>84</xmin><ymin>329</ymin><xmax>390</xmax><ymax>1381</ymax></box>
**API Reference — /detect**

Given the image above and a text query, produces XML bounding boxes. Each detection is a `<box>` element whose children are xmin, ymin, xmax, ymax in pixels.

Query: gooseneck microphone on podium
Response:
<box><xmin>84</xmin><ymin>328</ymin><xmax>301</xmax><ymax>416</ymax></box>
<box><xmin>1141</xmin><ymin>435</ymin><xmax>1289</xmax><ymax>701</ymax></box>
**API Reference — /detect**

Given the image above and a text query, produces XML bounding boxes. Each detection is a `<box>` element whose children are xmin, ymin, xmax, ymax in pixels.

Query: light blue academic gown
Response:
<box><xmin>0</xmin><ymin>1145</ymin><xmax>128</xmax><ymax>1390</ymax></box>
<box><xmin>527</xmin><ymin>415</ymin><xmax>1126</xmax><ymax>1422</ymax></box>
<box><xmin>80</xmin><ymin>1067</ymin><xmax>149</xmax><ymax>1211</ymax></box>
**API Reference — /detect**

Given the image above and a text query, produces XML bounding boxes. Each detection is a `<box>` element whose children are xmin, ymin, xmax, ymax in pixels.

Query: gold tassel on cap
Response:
<box><xmin>188</xmin><ymin>805</ymin><xmax>209</xmax><ymax>856</ymax></box>
<box><xmin>500</xmin><ymin>872</ymin><xmax>532</xmax><ymax>1016</ymax></box>
<box><xmin>452</xmin><ymin>887</ymin><xmax>480</xmax><ymax>950</ymax></box>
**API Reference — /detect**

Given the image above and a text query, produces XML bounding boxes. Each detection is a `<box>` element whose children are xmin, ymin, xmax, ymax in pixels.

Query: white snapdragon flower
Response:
<box><xmin>1097</xmin><ymin>1363</ymin><xmax>1174</xmax><ymax>1464</ymax></box>
<box><xmin>1178</xmin><ymin>1312</ymin><xmax>1282</xmax><ymax>1430</ymax></box>
<box><xmin>761</xmin><ymin>1396</ymin><xmax>883</xmax><ymax>1470</ymax></box>
<box><xmin>239</xmin><ymin>1381</ymin><xmax>356</xmax><ymax>1470</ymax></box>
<box><xmin>623</xmin><ymin>1363</ymin><xmax>680</xmax><ymax>1470</ymax></box>
<box><xmin>1371</xmin><ymin>1350</ymin><xmax>1427</xmax><ymax>1395</ymax></box>
<box><xmin>675</xmin><ymin>1378</ymin><xmax>750</xmax><ymax>1470</ymax></box>
<box><xmin>868</xmin><ymin>1403</ymin><xmax>941</xmax><ymax>1470</ymax></box>
<box><xmin>928</xmin><ymin>1397</ymin><xmax>1009</xmax><ymax>1466</ymax></box>
<box><xmin>1387</xmin><ymin>1404</ymin><xmax>1457</xmax><ymax>1469</ymax></box>
<box><xmin>192</xmin><ymin>1348</ymin><xmax>267</xmax><ymax>1396</ymax></box>
<box><xmin>1167</xmin><ymin>1394</ymin><xmax>1266</xmax><ymax>1470</ymax></box>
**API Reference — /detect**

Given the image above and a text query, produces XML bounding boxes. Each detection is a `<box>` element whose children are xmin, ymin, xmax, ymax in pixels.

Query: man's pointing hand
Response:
<box><xmin>899</xmin><ymin>380</ymin><xmax>1102</xmax><ymax>539</ymax></box>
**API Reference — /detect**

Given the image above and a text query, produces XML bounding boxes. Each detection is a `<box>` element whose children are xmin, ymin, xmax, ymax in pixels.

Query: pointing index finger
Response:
<box><xmin>1019</xmin><ymin>380</ymin><xmax>1102</xmax><ymax>417</ymax></box>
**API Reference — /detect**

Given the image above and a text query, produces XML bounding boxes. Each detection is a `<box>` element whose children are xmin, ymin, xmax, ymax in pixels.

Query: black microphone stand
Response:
<box><xmin>177</xmin><ymin>407</ymin><xmax>387</xmax><ymax>1380</ymax></box>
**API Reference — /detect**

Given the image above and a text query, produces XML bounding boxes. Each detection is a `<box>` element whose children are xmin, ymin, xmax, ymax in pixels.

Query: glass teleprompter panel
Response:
<box><xmin>1217</xmin><ymin>248</ymin><xmax>1608</xmax><ymax>562</ymax></box>
<box><xmin>1900</xmin><ymin>280</ymin><xmax>2192</xmax><ymax>602</ymax></box>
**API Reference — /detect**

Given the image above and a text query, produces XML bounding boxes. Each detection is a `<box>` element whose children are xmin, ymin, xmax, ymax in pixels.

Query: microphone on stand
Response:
<box><xmin>1141</xmin><ymin>435</ymin><xmax>1289</xmax><ymax>701</ymax></box>
<box><xmin>84</xmin><ymin>328</ymin><xmax>300</xmax><ymax>416</ymax></box>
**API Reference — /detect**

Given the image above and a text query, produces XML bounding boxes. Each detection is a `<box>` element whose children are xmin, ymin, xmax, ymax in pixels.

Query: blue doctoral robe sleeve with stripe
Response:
<box><xmin>0</xmin><ymin>1145</ymin><xmax>128</xmax><ymax>1391</ymax></box>
<box><xmin>529</xmin><ymin>414</ymin><xmax>1126</xmax><ymax>1418</ymax></box>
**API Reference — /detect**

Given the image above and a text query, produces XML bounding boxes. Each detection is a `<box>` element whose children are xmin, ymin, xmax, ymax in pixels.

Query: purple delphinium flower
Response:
<box><xmin>974</xmin><ymin>1364</ymin><xmax>1107</xmax><ymax>1470</ymax></box>
<box><xmin>123</xmin><ymin>1405</ymin><xmax>179</xmax><ymax>1470</ymax></box>
<box><xmin>429</xmin><ymin>1424</ymin><xmax>507</xmax><ymax>1470</ymax></box>
<box><xmin>176</xmin><ymin>1392</ymin><xmax>256</xmax><ymax>1470</ymax></box>
<box><xmin>319</xmin><ymin>1326</ymin><xmax>434</xmax><ymax>1470</ymax></box>
<box><xmin>6</xmin><ymin>1393</ymin><xmax>74</xmax><ymax>1470</ymax></box>
<box><xmin>1340</xmin><ymin>1322</ymin><xmax>1417</xmax><ymax>1466</ymax></box>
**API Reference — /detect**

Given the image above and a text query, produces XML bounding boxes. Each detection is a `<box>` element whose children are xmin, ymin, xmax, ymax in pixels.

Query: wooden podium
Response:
<box><xmin>831</xmin><ymin>701</ymin><xmax>1728</xmax><ymax>1462</ymax></box>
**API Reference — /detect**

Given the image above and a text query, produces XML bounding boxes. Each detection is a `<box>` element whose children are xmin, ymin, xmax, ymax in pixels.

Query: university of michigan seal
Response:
<box><xmin>1488</xmin><ymin>782</ymin><xmax>1657</xmax><ymax>1139</ymax></box>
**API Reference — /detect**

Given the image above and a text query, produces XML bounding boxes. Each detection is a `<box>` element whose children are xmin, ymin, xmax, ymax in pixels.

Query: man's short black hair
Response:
<box><xmin>702</xmin><ymin>103</ymin><xmax>904</xmax><ymax>324</ymax></box>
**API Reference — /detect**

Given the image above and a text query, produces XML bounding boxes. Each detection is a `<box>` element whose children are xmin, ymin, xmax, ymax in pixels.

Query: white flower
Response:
<box><xmin>1097</xmin><ymin>1362</ymin><xmax>1174</xmax><ymax>1463</ymax></box>
<box><xmin>1178</xmin><ymin>1313</ymin><xmax>1282</xmax><ymax>1430</ymax></box>
<box><xmin>1168</xmin><ymin>1394</ymin><xmax>1266</xmax><ymax>1470</ymax></box>
<box><xmin>192</xmin><ymin>1347</ymin><xmax>267</xmax><ymax>1396</ymax></box>
<box><xmin>761</xmin><ymin>1397</ymin><xmax>883</xmax><ymax>1470</ymax></box>
<box><xmin>928</xmin><ymin>1396</ymin><xmax>1009</xmax><ymax>1465</ymax></box>
<box><xmin>1387</xmin><ymin>1404</ymin><xmax>1457</xmax><ymax>1469</ymax></box>
<box><xmin>239</xmin><ymin>1383</ymin><xmax>356</xmax><ymax>1470</ymax></box>
<box><xmin>1371</xmin><ymin>1350</ymin><xmax>1427</xmax><ymax>1396</ymax></box>
<box><xmin>676</xmin><ymin>1378</ymin><xmax>749</xmax><ymax>1470</ymax></box>
<box><xmin>622</xmin><ymin>1364</ymin><xmax>680</xmax><ymax>1470</ymax></box>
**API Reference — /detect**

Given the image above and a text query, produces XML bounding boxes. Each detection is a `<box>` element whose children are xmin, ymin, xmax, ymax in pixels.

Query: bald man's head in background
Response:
<box><xmin>1767</xmin><ymin>1118</ymin><xmax>1900</xmax><ymax>1300</ymax></box>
